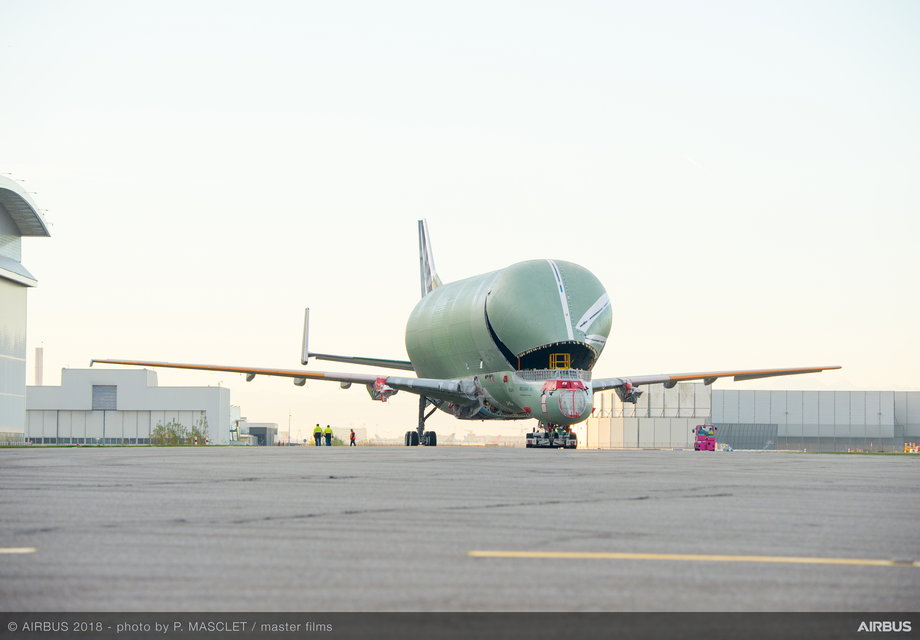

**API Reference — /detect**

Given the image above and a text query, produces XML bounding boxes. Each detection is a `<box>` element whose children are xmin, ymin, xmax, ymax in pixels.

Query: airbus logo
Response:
<box><xmin>857</xmin><ymin>621</ymin><xmax>912</xmax><ymax>633</ymax></box>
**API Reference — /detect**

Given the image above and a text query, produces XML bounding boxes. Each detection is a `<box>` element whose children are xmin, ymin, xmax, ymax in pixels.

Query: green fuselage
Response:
<box><xmin>405</xmin><ymin>259</ymin><xmax>612</xmax><ymax>426</ymax></box>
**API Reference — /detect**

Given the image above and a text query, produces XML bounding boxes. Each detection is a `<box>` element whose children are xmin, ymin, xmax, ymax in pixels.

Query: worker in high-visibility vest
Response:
<box><xmin>313</xmin><ymin>424</ymin><xmax>323</xmax><ymax>447</ymax></box>
<box><xmin>323</xmin><ymin>425</ymin><xmax>333</xmax><ymax>447</ymax></box>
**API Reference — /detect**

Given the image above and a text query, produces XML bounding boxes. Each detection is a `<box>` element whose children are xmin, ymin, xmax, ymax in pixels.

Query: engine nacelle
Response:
<box><xmin>615</xmin><ymin>381</ymin><xmax>643</xmax><ymax>404</ymax></box>
<box><xmin>366</xmin><ymin>378</ymin><xmax>397</xmax><ymax>402</ymax></box>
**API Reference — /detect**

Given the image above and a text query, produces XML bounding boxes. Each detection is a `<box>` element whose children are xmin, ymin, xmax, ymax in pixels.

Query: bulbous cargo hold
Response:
<box><xmin>405</xmin><ymin>259</ymin><xmax>612</xmax><ymax>380</ymax></box>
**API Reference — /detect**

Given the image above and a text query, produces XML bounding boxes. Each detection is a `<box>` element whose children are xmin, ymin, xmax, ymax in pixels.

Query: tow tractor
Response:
<box><xmin>692</xmin><ymin>424</ymin><xmax>717</xmax><ymax>451</ymax></box>
<box><xmin>526</xmin><ymin>423</ymin><xmax>577</xmax><ymax>449</ymax></box>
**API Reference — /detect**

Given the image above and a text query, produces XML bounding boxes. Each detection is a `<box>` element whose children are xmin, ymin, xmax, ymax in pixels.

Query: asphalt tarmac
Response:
<box><xmin>0</xmin><ymin>446</ymin><xmax>917</xmax><ymax>611</ymax></box>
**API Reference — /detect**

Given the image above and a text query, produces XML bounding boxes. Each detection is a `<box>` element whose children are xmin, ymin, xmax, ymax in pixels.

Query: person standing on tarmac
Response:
<box><xmin>313</xmin><ymin>424</ymin><xmax>322</xmax><ymax>447</ymax></box>
<box><xmin>349</xmin><ymin>429</ymin><xmax>356</xmax><ymax>446</ymax></box>
<box><xmin>324</xmin><ymin>425</ymin><xmax>333</xmax><ymax>446</ymax></box>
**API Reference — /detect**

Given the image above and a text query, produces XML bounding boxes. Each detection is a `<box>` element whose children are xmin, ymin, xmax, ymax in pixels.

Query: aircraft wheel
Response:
<box><xmin>404</xmin><ymin>431</ymin><xmax>412</xmax><ymax>446</ymax></box>
<box><xmin>409</xmin><ymin>431</ymin><xmax>420</xmax><ymax>447</ymax></box>
<box><xmin>425</xmin><ymin>431</ymin><xmax>437</xmax><ymax>447</ymax></box>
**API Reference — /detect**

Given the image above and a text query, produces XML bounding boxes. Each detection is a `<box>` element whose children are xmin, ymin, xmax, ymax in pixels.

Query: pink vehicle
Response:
<box><xmin>692</xmin><ymin>424</ymin><xmax>717</xmax><ymax>451</ymax></box>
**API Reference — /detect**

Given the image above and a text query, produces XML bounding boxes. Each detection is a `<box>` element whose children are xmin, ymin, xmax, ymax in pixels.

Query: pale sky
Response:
<box><xmin>2</xmin><ymin>0</ymin><xmax>918</xmax><ymax>441</ymax></box>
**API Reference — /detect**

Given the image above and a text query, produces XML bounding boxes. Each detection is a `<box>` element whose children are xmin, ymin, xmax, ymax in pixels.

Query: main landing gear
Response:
<box><xmin>405</xmin><ymin>396</ymin><xmax>438</xmax><ymax>446</ymax></box>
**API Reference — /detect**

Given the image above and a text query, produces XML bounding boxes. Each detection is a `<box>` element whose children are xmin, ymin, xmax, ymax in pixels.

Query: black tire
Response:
<box><xmin>409</xmin><ymin>431</ymin><xmax>420</xmax><ymax>446</ymax></box>
<box><xmin>426</xmin><ymin>431</ymin><xmax>437</xmax><ymax>447</ymax></box>
<box><xmin>405</xmin><ymin>431</ymin><xmax>411</xmax><ymax>446</ymax></box>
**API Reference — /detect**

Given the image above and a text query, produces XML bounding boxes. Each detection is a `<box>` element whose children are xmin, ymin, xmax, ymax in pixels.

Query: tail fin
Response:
<box><xmin>418</xmin><ymin>219</ymin><xmax>442</xmax><ymax>298</ymax></box>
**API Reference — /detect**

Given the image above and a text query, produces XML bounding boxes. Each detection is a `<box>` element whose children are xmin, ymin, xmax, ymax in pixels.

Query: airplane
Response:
<box><xmin>93</xmin><ymin>220</ymin><xmax>840</xmax><ymax>447</ymax></box>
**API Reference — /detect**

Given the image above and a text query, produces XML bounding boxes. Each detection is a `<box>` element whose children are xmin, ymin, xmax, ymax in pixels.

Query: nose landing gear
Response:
<box><xmin>525</xmin><ymin>422</ymin><xmax>577</xmax><ymax>449</ymax></box>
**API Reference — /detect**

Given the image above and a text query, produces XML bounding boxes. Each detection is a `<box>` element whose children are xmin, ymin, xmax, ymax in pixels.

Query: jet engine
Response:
<box><xmin>614</xmin><ymin>381</ymin><xmax>643</xmax><ymax>404</ymax></box>
<box><xmin>367</xmin><ymin>378</ymin><xmax>397</xmax><ymax>402</ymax></box>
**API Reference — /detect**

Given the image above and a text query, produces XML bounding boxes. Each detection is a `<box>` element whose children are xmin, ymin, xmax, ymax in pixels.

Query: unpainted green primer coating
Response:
<box><xmin>405</xmin><ymin>260</ymin><xmax>611</xmax><ymax>382</ymax></box>
<box><xmin>405</xmin><ymin>270</ymin><xmax>499</xmax><ymax>380</ymax></box>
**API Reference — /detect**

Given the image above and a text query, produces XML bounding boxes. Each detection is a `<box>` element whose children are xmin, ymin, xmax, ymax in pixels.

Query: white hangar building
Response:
<box><xmin>0</xmin><ymin>176</ymin><xmax>49</xmax><ymax>443</ymax></box>
<box><xmin>580</xmin><ymin>383</ymin><xmax>920</xmax><ymax>452</ymax></box>
<box><xmin>26</xmin><ymin>368</ymin><xmax>232</xmax><ymax>445</ymax></box>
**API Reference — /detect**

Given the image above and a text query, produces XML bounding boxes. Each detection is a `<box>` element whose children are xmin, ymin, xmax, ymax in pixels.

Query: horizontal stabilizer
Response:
<box><xmin>300</xmin><ymin>307</ymin><xmax>413</xmax><ymax>370</ymax></box>
<box><xmin>308</xmin><ymin>352</ymin><xmax>414</xmax><ymax>371</ymax></box>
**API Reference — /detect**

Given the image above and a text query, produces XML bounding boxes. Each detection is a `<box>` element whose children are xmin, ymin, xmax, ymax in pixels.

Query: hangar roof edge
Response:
<box><xmin>0</xmin><ymin>176</ymin><xmax>50</xmax><ymax>237</ymax></box>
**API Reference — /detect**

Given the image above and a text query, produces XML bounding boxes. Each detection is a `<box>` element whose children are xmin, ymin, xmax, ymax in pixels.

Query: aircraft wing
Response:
<box><xmin>592</xmin><ymin>365</ymin><xmax>841</xmax><ymax>394</ymax></box>
<box><xmin>90</xmin><ymin>359</ymin><xmax>478</xmax><ymax>405</ymax></box>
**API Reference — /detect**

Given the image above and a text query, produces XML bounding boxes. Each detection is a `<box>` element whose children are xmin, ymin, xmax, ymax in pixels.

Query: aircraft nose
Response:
<box><xmin>557</xmin><ymin>387</ymin><xmax>590</xmax><ymax>420</ymax></box>
<box><xmin>540</xmin><ymin>380</ymin><xmax>593</xmax><ymax>424</ymax></box>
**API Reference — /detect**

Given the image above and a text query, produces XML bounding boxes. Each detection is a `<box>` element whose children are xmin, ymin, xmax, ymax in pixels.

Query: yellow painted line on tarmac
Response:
<box><xmin>0</xmin><ymin>547</ymin><xmax>36</xmax><ymax>554</ymax></box>
<box><xmin>468</xmin><ymin>550</ymin><xmax>920</xmax><ymax>567</ymax></box>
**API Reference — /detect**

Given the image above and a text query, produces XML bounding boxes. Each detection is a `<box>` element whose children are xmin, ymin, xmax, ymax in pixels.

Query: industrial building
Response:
<box><xmin>242</xmin><ymin>423</ymin><xmax>279</xmax><ymax>446</ymax></box>
<box><xmin>0</xmin><ymin>176</ymin><xmax>49</xmax><ymax>442</ymax></box>
<box><xmin>26</xmin><ymin>368</ymin><xmax>232</xmax><ymax>445</ymax></box>
<box><xmin>21</xmin><ymin>368</ymin><xmax>920</xmax><ymax>450</ymax></box>
<box><xmin>578</xmin><ymin>383</ymin><xmax>920</xmax><ymax>452</ymax></box>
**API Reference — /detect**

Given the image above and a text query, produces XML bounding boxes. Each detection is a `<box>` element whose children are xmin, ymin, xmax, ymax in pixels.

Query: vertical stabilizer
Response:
<box><xmin>418</xmin><ymin>219</ymin><xmax>442</xmax><ymax>298</ymax></box>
